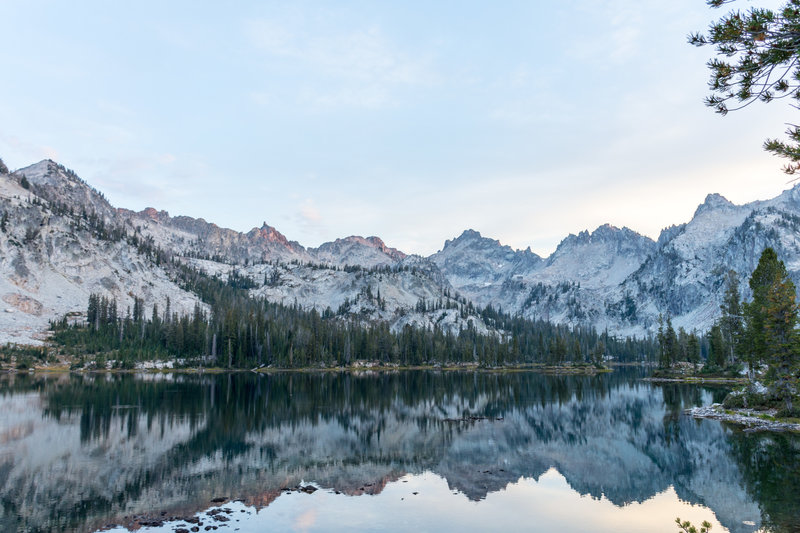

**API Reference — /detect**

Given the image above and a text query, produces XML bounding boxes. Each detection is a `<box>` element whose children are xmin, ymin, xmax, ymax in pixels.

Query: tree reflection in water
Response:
<box><xmin>0</xmin><ymin>369</ymin><xmax>795</xmax><ymax>532</ymax></box>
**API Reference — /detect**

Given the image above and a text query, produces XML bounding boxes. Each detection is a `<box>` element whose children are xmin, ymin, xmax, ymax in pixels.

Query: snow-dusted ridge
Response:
<box><xmin>3</xmin><ymin>157</ymin><xmax>800</xmax><ymax>343</ymax></box>
<box><xmin>434</xmin><ymin>186</ymin><xmax>800</xmax><ymax>336</ymax></box>
<box><xmin>0</xmin><ymin>161</ymin><xmax>203</xmax><ymax>345</ymax></box>
<box><xmin>0</xmin><ymin>159</ymin><xmax>495</xmax><ymax>343</ymax></box>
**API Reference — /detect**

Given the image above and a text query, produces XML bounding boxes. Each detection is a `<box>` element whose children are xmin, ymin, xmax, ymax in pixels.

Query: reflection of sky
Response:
<box><xmin>0</xmin><ymin>373</ymin><xmax>769</xmax><ymax>533</ymax></box>
<box><xmin>5</xmin><ymin>372</ymin><xmax>788</xmax><ymax>533</ymax></box>
<box><xmin>105</xmin><ymin>470</ymin><xmax>739</xmax><ymax>533</ymax></box>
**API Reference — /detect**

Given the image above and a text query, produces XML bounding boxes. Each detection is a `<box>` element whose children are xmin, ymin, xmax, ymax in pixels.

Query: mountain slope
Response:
<box><xmin>618</xmin><ymin>188</ymin><xmax>800</xmax><ymax>333</ymax></box>
<box><xmin>185</xmin><ymin>255</ymin><xmax>492</xmax><ymax>336</ymax></box>
<box><xmin>6</xmin><ymin>156</ymin><xmax>800</xmax><ymax>343</ymax></box>
<box><xmin>2</xmin><ymin>160</ymin><xmax>490</xmax><ymax>343</ymax></box>
<box><xmin>428</xmin><ymin>188</ymin><xmax>800</xmax><ymax>336</ymax></box>
<box><xmin>0</xmin><ymin>164</ymin><xmax>203</xmax><ymax>345</ymax></box>
<box><xmin>117</xmin><ymin>207</ymin><xmax>312</xmax><ymax>264</ymax></box>
<box><xmin>538</xmin><ymin>224</ymin><xmax>657</xmax><ymax>289</ymax></box>
<box><xmin>429</xmin><ymin>230</ymin><xmax>542</xmax><ymax>305</ymax></box>
<box><xmin>430</xmin><ymin>225</ymin><xmax>656</xmax><ymax>334</ymax></box>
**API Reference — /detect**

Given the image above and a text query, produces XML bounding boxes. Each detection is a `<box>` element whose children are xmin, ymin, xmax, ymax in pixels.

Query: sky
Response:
<box><xmin>0</xmin><ymin>0</ymin><xmax>794</xmax><ymax>257</ymax></box>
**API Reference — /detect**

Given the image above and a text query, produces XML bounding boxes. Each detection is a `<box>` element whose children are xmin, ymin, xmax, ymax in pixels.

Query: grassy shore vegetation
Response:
<box><xmin>654</xmin><ymin>248</ymin><xmax>800</xmax><ymax>419</ymax></box>
<box><xmin>0</xmin><ymin>343</ymin><xmax>53</xmax><ymax>370</ymax></box>
<box><xmin>45</xmin><ymin>263</ymin><xmax>657</xmax><ymax>371</ymax></box>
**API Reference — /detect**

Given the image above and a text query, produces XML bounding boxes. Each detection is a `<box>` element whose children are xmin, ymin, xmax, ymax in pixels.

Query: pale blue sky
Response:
<box><xmin>0</xmin><ymin>0</ymin><xmax>792</xmax><ymax>256</ymax></box>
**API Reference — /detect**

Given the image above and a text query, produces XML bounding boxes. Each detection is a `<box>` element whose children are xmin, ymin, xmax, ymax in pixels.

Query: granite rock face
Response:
<box><xmin>5</xmin><ymin>157</ymin><xmax>800</xmax><ymax>341</ymax></box>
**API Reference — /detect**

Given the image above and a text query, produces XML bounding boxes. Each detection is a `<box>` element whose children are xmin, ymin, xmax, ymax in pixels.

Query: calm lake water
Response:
<box><xmin>0</xmin><ymin>369</ymin><xmax>797</xmax><ymax>533</ymax></box>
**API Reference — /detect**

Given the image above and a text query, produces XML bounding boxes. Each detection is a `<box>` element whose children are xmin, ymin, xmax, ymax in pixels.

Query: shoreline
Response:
<box><xmin>1</xmin><ymin>362</ymin><xmax>613</xmax><ymax>376</ymax></box>
<box><xmin>686</xmin><ymin>403</ymin><xmax>800</xmax><ymax>433</ymax></box>
<box><xmin>643</xmin><ymin>376</ymin><xmax>748</xmax><ymax>385</ymax></box>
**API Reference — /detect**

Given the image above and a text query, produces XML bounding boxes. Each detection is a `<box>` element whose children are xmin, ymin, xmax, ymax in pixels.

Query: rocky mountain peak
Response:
<box><xmin>248</xmin><ymin>223</ymin><xmax>293</xmax><ymax>247</ymax></box>
<box><xmin>693</xmin><ymin>193</ymin><xmax>734</xmax><ymax>217</ymax></box>
<box><xmin>15</xmin><ymin>159</ymin><xmax>90</xmax><ymax>190</ymax></box>
<box><xmin>13</xmin><ymin>159</ymin><xmax>116</xmax><ymax>221</ymax></box>
<box><xmin>459</xmin><ymin>228</ymin><xmax>482</xmax><ymax>239</ymax></box>
<box><xmin>363</xmin><ymin>236</ymin><xmax>406</xmax><ymax>260</ymax></box>
<box><xmin>441</xmin><ymin>229</ymin><xmax>484</xmax><ymax>250</ymax></box>
<box><xmin>552</xmin><ymin>224</ymin><xmax>654</xmax><ymax>257</ymax></box>
<box><xmin>442</xmin><ymin>229</ymin><xmax>510</xmax><ymax>253</ymax></box>
<box><xmin>363</xmin><ymin>235</ymin><xmax>385</xmax><ymax>247</ymax></box>
<box><xmin>657</xmin><ymin>224</ymin><xmax>685</xmax><ymax>247</ymax></box>
<box><xmin>141</xmin><ymin>207</ymin><xmax>170</xmax><ymax>223</ymax></box>
<box><xmin>18</xmin><ymin>158</ymin><xmax>54</xmax><ymax>172</ymax></box>
<box><xmin>592</xmin><ymin>223</ymin><xmax>622</xmax><ymax>240</ymax></box>
<box><xmin>432</xmin><ymin>229</ymin><xmax>543</xmax><ymax>293</ymax></box>
<box><xmin>339</xmin><ymin>235</ymin><xmax>405</xmax><ymax>258</ymax></box>
<box><xmin>535</xmin><ymin>223</ymin><xmax>656</xmax><ymax>292</ymax></box>
<box><xmin>310</xmin><ymin>235</ymin><xmax>406</xmax><ymax>267</ymax></box>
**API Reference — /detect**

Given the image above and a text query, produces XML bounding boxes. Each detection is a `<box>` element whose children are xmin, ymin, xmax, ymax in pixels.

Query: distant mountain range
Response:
<box><xmin>2</xmin><ymin>157</ymin><xmax>799</xmax><ymax>345</ymax></box>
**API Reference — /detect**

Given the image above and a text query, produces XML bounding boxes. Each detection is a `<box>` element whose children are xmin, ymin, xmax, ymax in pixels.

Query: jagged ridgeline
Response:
<box><xmin>1</xmin><ymin>158</ymin><xmax>656</xmax><ymax>364</ymax></box>
<box><xmin>8</xmin><ymin>156</ymin><xmax>800</xmax><ymax>355</ymax></box>
<box><xmin>50</xmin><ymin>262</ymin><xmax>655</xmax><ymax>368</ymax></box>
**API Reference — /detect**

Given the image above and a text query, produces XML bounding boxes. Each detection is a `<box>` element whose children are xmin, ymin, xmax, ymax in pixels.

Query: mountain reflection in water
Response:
<box><xmin>0</xmin><ymin>370</ymin><xmax>796</xmax><ymax>532</ymax></box>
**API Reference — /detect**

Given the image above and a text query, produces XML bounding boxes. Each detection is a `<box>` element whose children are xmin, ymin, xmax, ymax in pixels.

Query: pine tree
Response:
<box><xmin>708</xmin><ymin>324</ymin><xmax>726</xmax><ymax>370</ymax></box>
<box><xmin>743</xmin><ymin>248</ymin><xmax>786</xmax><ymax>375</ymax></box>
<box><xmin>690</xmin><ymin>1</ymin><xmax>800</xmax><ymax>174</ymax></box>
<box><xmin>719</xmin><ymin>269</ymin><xmax>743</xmax><ymax>365</ymax></box>
<box><xmin>87</xmin><ymin>294</ymin><xmax>99</xmax><ymax>330</ymax></box>
<box><xmin>592</xmin><ymin>340</ymin><xmax>605</xmax><ymax>365</ymax></box>
<box><xmin>677</xmin><ymin>327</ymin><xmax>689</xmax><ymax>363</ymax></box>
<box><xmin>763</xmin><ymin>273</ymin><xmax>800</xmax><ymax>414</ymax></box>
<box><xmin>687</xmin><ymin>331</ymin><xmax>701</xmax><ymax>369</ymax></box>
<box><xmin>657</xmin><ymin>314</ymin><xmax>669</xmax><ymax>368</ymax></box>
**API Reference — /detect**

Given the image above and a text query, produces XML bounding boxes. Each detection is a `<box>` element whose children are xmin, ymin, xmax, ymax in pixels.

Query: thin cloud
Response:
<box><xmin>85</xmin><ymin>153</ymin><xmax>209</xmax><ymax>209</ymax></box>
<box><xmin>0</xmin><ymin>135</ymin><xmax>60</xmax><ymax>169</ymax></box>
<box><xmin>607</xmin><ymin>7</ymin><xmax>643</xmax><ymax>62</ymax></box>
<box><xmin>564</xmin><ymin>1</ymin><xmax>644</xmax><ymax>65</ymax></box>
<box><xmin>299</xmin><ymin>199</ymin><xmax>322</xmax><ymax>223</ymax></box>
<box><xmin>243</xmin><ymin>18</ymin><xmax>437</xmax><ymax>109</ymax></box>
<box><xmin>292</xmin><ymin>198</ymin><xmax>325</xmax><ymax>238</ymax></box>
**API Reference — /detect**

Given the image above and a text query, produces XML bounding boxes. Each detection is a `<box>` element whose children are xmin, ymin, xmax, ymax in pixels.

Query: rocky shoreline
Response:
<box><xmin>686</xmin><ymin>404</ymin><xmax>800</xmax><ymax>433</ymax></box>
<box><xmin>3</xmin><ymin>359</ymin><xmax>612</xmax><ymax>375</ymax></box>
<box><xmin>644</xmin><ymin>376</ymin><xmax>747</xmax><ymax>385</ymax></box>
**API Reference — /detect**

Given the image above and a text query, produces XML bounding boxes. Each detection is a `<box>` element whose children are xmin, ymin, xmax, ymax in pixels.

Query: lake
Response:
<box><xmin>0</xmin><ymin>369</ymin><xmax>797</xmax><ymax>532</ymax></box>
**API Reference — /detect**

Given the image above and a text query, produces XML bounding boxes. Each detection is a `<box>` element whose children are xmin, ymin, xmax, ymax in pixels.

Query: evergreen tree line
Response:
<box><xmin>655</xmin><ymin>316</ymin><xmax>704</xmax><ymax>369</ymax></box>
<box><xmin>51</xmin><ymin>263</ymin><xmax>658</xmax><ymax>369</ymax></box>
<box><xmin>26</xmin><ymin>179</ymin><xmax>656</xmax><ymax>368</ymax></box>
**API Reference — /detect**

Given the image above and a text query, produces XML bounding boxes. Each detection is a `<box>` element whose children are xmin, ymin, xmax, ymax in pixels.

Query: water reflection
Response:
<box><xmin>0</xmin><ymin>370</ymin><xmax>796</xmax><ymax>532</ymax></box>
